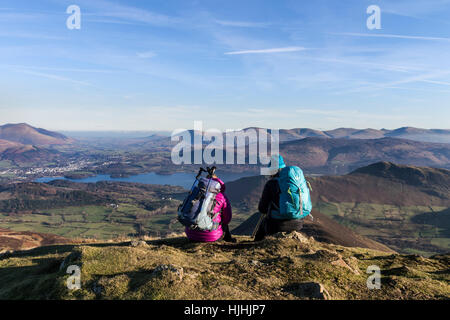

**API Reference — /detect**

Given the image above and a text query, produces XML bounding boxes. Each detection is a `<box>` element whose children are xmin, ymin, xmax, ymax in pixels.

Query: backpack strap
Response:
<box><xmin>306</xmin><ymin>180</ymin><xmax>313</xmax><ymax>192</ymax></box>
<box><xmin>298</xmin><ymin>186</ymin><xmax>303</xmax><ymax>217</ymax></box>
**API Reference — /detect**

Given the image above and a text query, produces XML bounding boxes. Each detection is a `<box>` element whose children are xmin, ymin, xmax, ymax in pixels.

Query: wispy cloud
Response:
<box><xmin>137</xmin><ymin>51</ymin><xmax>156</xmax><ymax>59</ymax></box>
<box><xmin>0</xmin><ymin>12</ymin><xmax>48</xmax><ymax>21</ymax></box>
<box><xmin>5</xmin><ymin>67</ymin><xmax>92</xmax><ymax>86</ymax></box>
<box><xmin>381</xmin><ymin>0</ymin><xmax>450</xmax><ymax>19</ymax></box>
<box><xmin>215</xmin><ymin>20</ymin><xmax>269</xmax><ymax>28</ymax></box>
<box><xmin>335</xmin><ymin>71</ymin><xmax>450</xmax><ymax>94</ymax></box>
<box><xmin>309</xmin><ymin>57</ymin><xmax>424</xmax><ymax>73</ymax></box>
<box><xmin>79</xmin><ymin>0</ymin><xmax>181</xmax><ymax>26</ymax></box>
<box><xmin>0</xmin><ymin>65</ymin><xmax>115</xmax><ymax>74</ymax></box>
<box><xmin>0</xmin><ymin>31</ymin><xmax>65</xmax><ymax>40</ymax></box>
<box><xmin>422</xmin><ymin>79</ymin><xmax>450</xmax><ymax>86</ymax></box>
<box><xmin>224</xmin><ymin>46</ymin><xmax>306</xmax><ymax>55</ymax></box>
<box><xmin>332</xmin><ymin>32</ymin><xmax>450</xmax><ymax>42</ymax></box>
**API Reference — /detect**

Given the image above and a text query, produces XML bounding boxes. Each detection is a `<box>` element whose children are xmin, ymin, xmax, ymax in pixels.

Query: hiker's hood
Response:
<box><xmin>267</xmin><ymin>154</ymin><xmax>286</xmax><ymax>175</ymax></box>
<box><xmin>268</xmin><ymin>154</ymin><xmax>286</xmax><ymax>169</ymax></box>
<box><xmin>213</xmin><ymin>177</ymin><xmax>226</xmax><ymax>193</ymax></box>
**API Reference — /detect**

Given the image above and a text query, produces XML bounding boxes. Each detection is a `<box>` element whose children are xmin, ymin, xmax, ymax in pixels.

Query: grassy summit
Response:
<box><xmin>0</xmin><ymin>232</ymin><xmax>448</xmax><ymax>300</ymax></box>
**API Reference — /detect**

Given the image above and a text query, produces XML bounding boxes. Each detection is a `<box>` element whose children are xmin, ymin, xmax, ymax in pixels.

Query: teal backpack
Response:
<box><xmin>271</xmin><ymin>166</ymin><xmax>312</xmax><ymax>220</ymax></box>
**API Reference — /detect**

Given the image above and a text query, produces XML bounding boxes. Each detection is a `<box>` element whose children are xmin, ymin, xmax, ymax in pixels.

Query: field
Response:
<box><xmin>0</xmin><ymin>202</ymin><xmax>187</xmax><ymax>240</ymax></box>
<box><xmin>0</xmin><ymin>181</ymin><xmax>191</xmax><ymax>243</ymax></box>
<box><xmin>315</xmin><ymin>201</ymin><xmax>450</xmax><ymax>255</ymax></box>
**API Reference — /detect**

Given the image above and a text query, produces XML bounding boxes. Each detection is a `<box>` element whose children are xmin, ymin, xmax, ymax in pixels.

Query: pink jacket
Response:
<box><xmin>185</xmin><ymin>177</ymin><xmax>232</xmax><ymax>242</ymax></box>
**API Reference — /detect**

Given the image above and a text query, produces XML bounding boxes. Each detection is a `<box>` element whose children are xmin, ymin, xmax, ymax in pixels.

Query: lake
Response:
<box><xmin>35</xmin><ymin>171</ymin><xmax>256</xmax><ymax>189</ymax></box>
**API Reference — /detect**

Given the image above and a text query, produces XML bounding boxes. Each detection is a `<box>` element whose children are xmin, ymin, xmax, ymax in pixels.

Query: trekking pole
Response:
<box><xmin>251</xmin><ymin>213</ymin><xmax>265</xmax><ymax>238</ymax></box>
<box><xmin>191</xmin><ymin>167</ymin><xmax>206</xmax><ymax>190</ymax></box>
<box><xmin>180</xmin><ymin>167</ymin><xmax>205</xmax><ymax>211</ymax></box>
<box><xmin>196</xmin><ymin>167</ymin><xmax>206</xmax><ymax>180</ymax></box>
<box><xmin>203</xmin><ymin>166</ymin><xmax>217</xmax><ymax>193</ymax></box>
<box><xmin>206</xmin><ymin>166</ymin><xmax>216</xmax><ymax>178</ymax></box>
<box><xmin>252</xmin><ymin>203</ymin><xmax>271</xmax><ymax>238</ymax></box>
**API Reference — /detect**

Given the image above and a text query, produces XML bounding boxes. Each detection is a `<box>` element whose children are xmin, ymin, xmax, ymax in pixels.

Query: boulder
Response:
<box><xmin>288</xmin><ymin>282</ymin><xmax>331</xmax><ymax>300</ymax></box>
<box><xmin>152</xmin><ymin>264</ymin><xmax>184</xmax><ymax>281</ymax></box>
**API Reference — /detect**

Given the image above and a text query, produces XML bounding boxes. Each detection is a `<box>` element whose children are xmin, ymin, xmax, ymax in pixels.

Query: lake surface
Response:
<box><xmin>35</xmin><ymin>171</ymin><xmax>256</xmax><ymax>189</ymax></box>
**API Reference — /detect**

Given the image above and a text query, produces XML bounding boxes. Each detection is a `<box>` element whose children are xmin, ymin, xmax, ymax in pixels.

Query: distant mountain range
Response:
<box><xmin>2</xmin><ymin>123</ymin><xmax>449</xmax><ymax>146</ymax></box>
<box><xmin>279</xmin><ymin>136</ymin><xmax>450</xmax><ymax>174</ymax></box>
<box><xmin>0</xmin><ymin>123</ymin><xmax>449</xmax><ymax>176</ymax></box>
<box><xmin>143</xmin><ymin>126</ymin><xmax>450</xmax><ymax>146</ymax></box>
<box><xmin>275</xmin><ymin>127</ymin><xmax>450</xmax><ymax>143</ymax></box>
<box><xmin>122</xmin><ymin>126</ymin><xmax>450</xmax><ymax>174</ymax></box>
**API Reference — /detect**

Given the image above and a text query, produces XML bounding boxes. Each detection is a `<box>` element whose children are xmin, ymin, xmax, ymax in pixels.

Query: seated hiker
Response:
<box><xmin>184</xmin><ymin>173</ymin><xmax>236</xmax><ymax>243</ymax></box>
<box><xmin>254</xmin><ymin>155</ymin><xmax>312</xmax><ymax>241</ymax></box>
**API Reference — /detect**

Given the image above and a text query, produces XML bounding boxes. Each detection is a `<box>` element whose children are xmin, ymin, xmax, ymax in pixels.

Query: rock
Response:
<box><xmin>92</xmin><ymin>283</ymin><xmax>103</xmax><ymax>295</ymax></box>
<box><xmin>130</xmin><ymin>240</ymin><xmax>148</xmax><ymax>247</ymax></box>
<box><xmin>290</xmin><ymin>282</ymin><xmax>331</xmax><ymax>300</ymax></box>
<box><xmin>152</xmin><ymin>264</ymin><xmax>184</xmax><ymax>281</ymax></box>
<box><xmin>331</xmin><ymin>258</ymin><xmax>360</xmax><ymax>275</ymax></box>
<box><xmin>310</xmin><ymin>249</ymin><xmax>341</xmax><ymax>261</ymax></box>
<box><xmin>274</xmin><ymin>231</ymin><xmax>309</xmax><ymax>243</ymax></box>
<box><xmin>251</xmin><ymin>260</ymin><xmax>260</xmax><ymax>266</ymax></box>
<box><xmin>130</xmin><ymin>240</ymin><xmax>139</xmax><ymax>247</ymax></box>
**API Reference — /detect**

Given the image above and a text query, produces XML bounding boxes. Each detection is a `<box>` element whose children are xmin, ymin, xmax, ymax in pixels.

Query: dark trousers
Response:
<box><xmin>254</xmin><ymin>215</ymin><xmax>303</xmax><ymax>241</ymax></box>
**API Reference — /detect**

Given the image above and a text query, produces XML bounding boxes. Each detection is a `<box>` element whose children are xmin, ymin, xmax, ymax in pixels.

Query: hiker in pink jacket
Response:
<box><xmin>185</xmin><ymin>176</ymin><xmax>235</xmax><ymax>242</ymax></box>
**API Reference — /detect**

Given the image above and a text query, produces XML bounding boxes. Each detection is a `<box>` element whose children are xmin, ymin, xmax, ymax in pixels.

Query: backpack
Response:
<box><xmin>178</xmin><ymin>174</ymin><xmax>222</xmax><ymax>231</ymax></box>
<box><xmin>271</xmin><ymin>166</ymin><xmax>312</xmax><ymax>220</ymax></box>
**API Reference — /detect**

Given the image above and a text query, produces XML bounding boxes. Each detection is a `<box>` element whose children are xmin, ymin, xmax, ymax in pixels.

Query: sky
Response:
<box><xmin>1</xmin><ymin>0</ymin><xmax>450</xmax><ymax>131</ymax></box>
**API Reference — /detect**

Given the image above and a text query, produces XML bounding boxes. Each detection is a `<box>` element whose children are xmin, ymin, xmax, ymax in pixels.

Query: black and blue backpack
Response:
<box><xmin>271</xmin><ymin>166</ymin><xmax>312</xmax><ymax>220</ymax></box>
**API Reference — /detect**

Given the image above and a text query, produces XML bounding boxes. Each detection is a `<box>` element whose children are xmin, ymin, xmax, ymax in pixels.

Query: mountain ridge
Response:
<box><xmin>0</xmin><ymin>123</ymin><xmax>73</xmax><ymax>146</ymax></box>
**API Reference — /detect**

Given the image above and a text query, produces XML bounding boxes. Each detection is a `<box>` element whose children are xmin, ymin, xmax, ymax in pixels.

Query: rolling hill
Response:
<box><xmin>0</xmin><ymin>142</ymin><xmax>59</xmax><ymax>164</ymax></box>
<box><xmin>0</xmin><ymin>228</ymin><xmax>72</xmax><ymax>253</ymax></box>
<box><xmin>0</xmin><ymin>123</ymin><xmax>73</xmax><ymax>146</ymax></box>
<box><xmin>0</xmin><ymin>124</ymin><xmax>75</xmax><ymax>165</ymax></box>
<box><xmin>0</xmin><ymin>139</ymin><xmax>29</xmax><ymax>154</ymax></box>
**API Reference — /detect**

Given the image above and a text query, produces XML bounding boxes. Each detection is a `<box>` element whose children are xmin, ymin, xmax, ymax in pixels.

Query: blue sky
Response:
<box><xmin>1</xmin><ymin>0</ymin><xmax>450</xmax><ymax>131</ymax></box>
